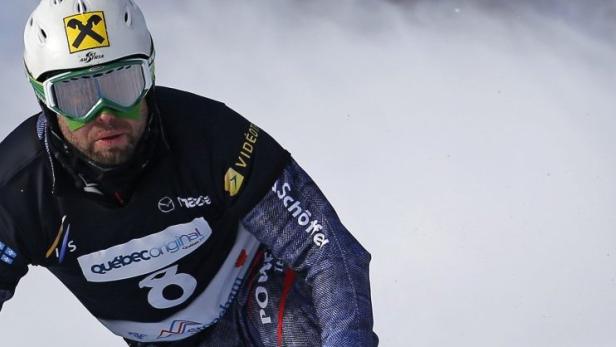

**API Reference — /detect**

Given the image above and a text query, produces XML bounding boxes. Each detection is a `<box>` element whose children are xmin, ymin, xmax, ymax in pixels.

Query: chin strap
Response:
<box><xmin>41</xmin><ymin>89</ymin><xmax>168</xmax><ymax>204</ymax></box>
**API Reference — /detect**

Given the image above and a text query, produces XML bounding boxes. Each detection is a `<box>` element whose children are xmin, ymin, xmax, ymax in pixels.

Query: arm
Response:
<box><xmin>241</xmin><ymin>159</ymin><xmax>378</xmax><ymax>347</ymax></box>
<box><xmin>0</xmin><ymin>206</ymin><xmax>29</xmax><ymax>313</ymax></box>
<box><xmin>0</xmin><ymin>257</ymin><xmax>26</xmax><ymax>313</ymax></box>
<box><xmin>0</xmin><ymin>288</ymin><xmax>15</xmax><ymax>311</ymax></box>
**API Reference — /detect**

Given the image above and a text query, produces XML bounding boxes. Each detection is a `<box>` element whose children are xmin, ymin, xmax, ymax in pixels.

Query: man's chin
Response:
<box><xmin>89</xmin><ymin>137</ymin><xmax>135</xmax><ymax>165</ymax></box>
<box><xmin>89</xmin><ymin>148</ymin><xmax>134</xmax><ymax>166</ymax></box>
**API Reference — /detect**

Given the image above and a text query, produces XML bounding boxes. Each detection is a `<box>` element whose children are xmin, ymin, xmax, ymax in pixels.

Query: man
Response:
<box><xmin>0</xmin><ymin>0</ymin><xmax>378</xmax><ymax>346</ymax></box>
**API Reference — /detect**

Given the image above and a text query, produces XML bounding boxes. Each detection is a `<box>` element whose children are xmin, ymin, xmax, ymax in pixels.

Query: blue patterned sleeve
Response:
<box><xmin>241</xmin><ymin>158</ymin><xmax>378</xmax><ymax>347</ymax></box>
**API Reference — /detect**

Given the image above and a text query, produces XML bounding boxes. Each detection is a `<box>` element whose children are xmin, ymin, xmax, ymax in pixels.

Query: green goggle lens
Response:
<box><xmin>64</xmin><ymin>102</ymin><xmax>143</xmax><ymax>131</ymax></box>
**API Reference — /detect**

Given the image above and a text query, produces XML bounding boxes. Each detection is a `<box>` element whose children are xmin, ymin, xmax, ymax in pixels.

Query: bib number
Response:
<box><xmin>139</xmin><ymin>265</ymin><xmax>197</xmax><ymax>309</ymax></box>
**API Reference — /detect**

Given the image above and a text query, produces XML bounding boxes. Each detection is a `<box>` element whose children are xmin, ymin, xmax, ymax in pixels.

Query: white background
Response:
<box><xmin>1</xmin><ymin>1</ymin><xmax>616</xmax><ymax>346</ymax></box>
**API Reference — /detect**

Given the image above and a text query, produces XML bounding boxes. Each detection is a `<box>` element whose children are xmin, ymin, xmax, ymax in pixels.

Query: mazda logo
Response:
<box><xmin>158</xmin><ymin>197</ymin><xmax>175</xmax><ymax>213</ymax></box>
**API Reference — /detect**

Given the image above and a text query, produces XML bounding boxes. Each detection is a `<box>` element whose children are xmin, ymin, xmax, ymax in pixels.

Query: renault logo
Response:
<box><xmin>224</xmin><ymin>168</ymin><xmax>244</xmax><ymax>197</ymax></box>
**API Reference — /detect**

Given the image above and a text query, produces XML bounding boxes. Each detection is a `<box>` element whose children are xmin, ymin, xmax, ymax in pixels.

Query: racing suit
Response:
<box><xmin>0</xmin><ymin>86</ymin><xmax>378</xmax><ymax>346</ymax></box>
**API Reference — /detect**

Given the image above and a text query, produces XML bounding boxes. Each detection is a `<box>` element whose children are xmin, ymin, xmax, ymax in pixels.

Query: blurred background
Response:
<box><xmin>1</xmin><ymin>1</ymin><xmax>615</xmax><ymax>346</ymax></box>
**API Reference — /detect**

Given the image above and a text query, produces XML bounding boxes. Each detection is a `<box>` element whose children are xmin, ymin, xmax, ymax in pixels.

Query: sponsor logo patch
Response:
<box><xmin>80</xmin><ymin>51</ymin><xmax>105</xmax><ymax>63</ymax></box>
<box><xmin>272</xmin><ymin>181</ymin><xmax>330</xmax><ymax>248</ymax></box>
<box><xmin>45</xmin><ymin>216</ymin><xmax>77</xmax><ymax>263</ymax></box>
<box><xmin>158</xmin><ymin>195</ymin><xmax>212</xmax><ymax>213</ymax></box>
<box><xmin>177</xmin><ymin>195</ymin><xmax>212</xmax><ymax>209</ymax></box>
<box><xmin>158</xmin><ymin>197</ymin><xmax>175</xmax><ymax>213</ymax></box>
<box><xmin>254</xmin><ymin>251</ymin><xmax>285</xmax><ymax>325</ymax></box>
<box><xmin>77</xmin><ymin>217</ymin><xmax>212</xmax><ymax>282</ymax></box>
<box><xmin>158</xmin><ymin>320</ymin><xmax>204</xmax><ymax>339</ymax></box>
<box><xmin>224</xmin><ymin>123</ymin><xmax>260</xmax><ymax>197</ymax></box>
<box><xmin>64</xmin><ymin>11</ymin><xmax>110</xmax><ymax>54</ymax></box>
<box><xmin>0</xmin><ymin>241</ymin><xmax>17</xmax><ymax>265</ymax></box>
<box><xmin>224</xmin><ymin>168</ymin><xmax>244</xmax><ymax>197</ymax></box>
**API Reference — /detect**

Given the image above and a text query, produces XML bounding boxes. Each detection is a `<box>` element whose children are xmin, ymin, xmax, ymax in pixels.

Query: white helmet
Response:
<box><xmin>24</xmin><ymin>0</ymin><xmax>153</xmax><ymax>80</ymax></box>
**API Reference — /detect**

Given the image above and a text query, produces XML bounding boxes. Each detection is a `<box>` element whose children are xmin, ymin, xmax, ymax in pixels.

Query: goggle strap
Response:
<box><xmin>28</xmin><ymin>75</ymin><xmax>46</xmax><ymax>103</ymax></box>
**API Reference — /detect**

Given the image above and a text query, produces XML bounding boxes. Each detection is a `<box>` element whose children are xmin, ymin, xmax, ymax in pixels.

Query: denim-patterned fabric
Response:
<box><xmin>127</xmin><ymin>159</ymin><xmax>378</xmax><ymax>347</ymax></box>
<box><xmin>128</xmin><ymin>249</ymin><xmax>322</xmax><ymax>347</ymax></box>
<box><xmin>200</xmin><ymin>249</ymin><xmax>322</xmax><ymax>347</ymax></box>
<box><xmin>240</xmin><ymin>159</ymin><xmax>378</xmax><ymax>347</ymax></box>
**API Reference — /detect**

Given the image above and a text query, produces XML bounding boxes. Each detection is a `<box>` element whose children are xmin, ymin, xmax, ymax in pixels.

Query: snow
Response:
<box><xmin>1</xmin><ymin>1</ymin><xmax>615</xmax><ymax>346</ymax></box>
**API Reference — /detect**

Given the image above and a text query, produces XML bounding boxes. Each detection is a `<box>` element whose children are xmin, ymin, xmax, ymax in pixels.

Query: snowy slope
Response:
<box><xmin>1</xmin><ymin>1</ymin><xmax>615</xmax><ymax>346</ymax></box>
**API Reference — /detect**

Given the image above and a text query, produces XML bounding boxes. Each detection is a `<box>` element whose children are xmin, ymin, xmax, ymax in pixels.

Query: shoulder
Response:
<box><xmin>154</xmin><ymin>86</ymin><xmax>291</xmax><ymax>215</ymax></box>
<box><xmin>0</xmin><ymin>114</ymin><xmax>46</xmax><ymax>187</ymax></box>
<box><xmin>154</xmin><ymin>85</ymin><xmax>225</xmax><ymax>120</ymax></box>
<box><xmin>154</xmin><ymin>85</ymin><xmax>254</xmax><ymax>140</ymax></box>
<box><xmin>0</xmin><ymin>114</ymin><xmax>50</xmax><ymax>264</ymax></box>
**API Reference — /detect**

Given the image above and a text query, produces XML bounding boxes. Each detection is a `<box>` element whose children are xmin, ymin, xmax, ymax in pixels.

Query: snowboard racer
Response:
<box><xmin>0</xmin><ymin>0</ymin><xmax>378</xmax><ymax>346</ymax></box>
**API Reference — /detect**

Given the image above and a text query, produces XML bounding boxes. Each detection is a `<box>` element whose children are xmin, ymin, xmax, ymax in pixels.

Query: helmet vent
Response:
<box><xmin>52</xmin><ymin>0</ymin><xmax>63</xmax><ymax>5</ymax></box>
<box><xmin>37</xmin><ymin>27</ymin><xmax>48</xmax><ymax>44</ymax></box>
<box><xmin>29</xmin><ymin>17</ymin><xmax>34</xmax><ymax>27</ymax></box>
<box><xmin>124</xmin><ymin>9</ymin><xmax>132</xmax><ymax>26</ymax></box>
<box><xmin>74</xmin><ymin>0</ymin><xmax>87</xmax><ymax>13</ymax></box>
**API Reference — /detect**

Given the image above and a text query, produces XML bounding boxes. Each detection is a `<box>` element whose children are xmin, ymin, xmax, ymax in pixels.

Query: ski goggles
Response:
<box><xmin>28</xmin><ymin>57</ymin><xmax>154</xmax><ymax>130</ymax></box>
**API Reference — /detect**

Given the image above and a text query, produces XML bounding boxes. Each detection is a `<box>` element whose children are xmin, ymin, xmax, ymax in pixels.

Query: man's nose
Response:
<box><xmin>96</xmin><ymin>109</ymin><xmax>119</xmax><ymax>124</ymax></box>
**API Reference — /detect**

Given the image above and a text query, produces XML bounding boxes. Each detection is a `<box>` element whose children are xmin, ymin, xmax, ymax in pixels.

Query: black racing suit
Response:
<box><xmin>0</xmin><ymin>86</ymin><xmax>378</xmax><ymax>346</ymax></box>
